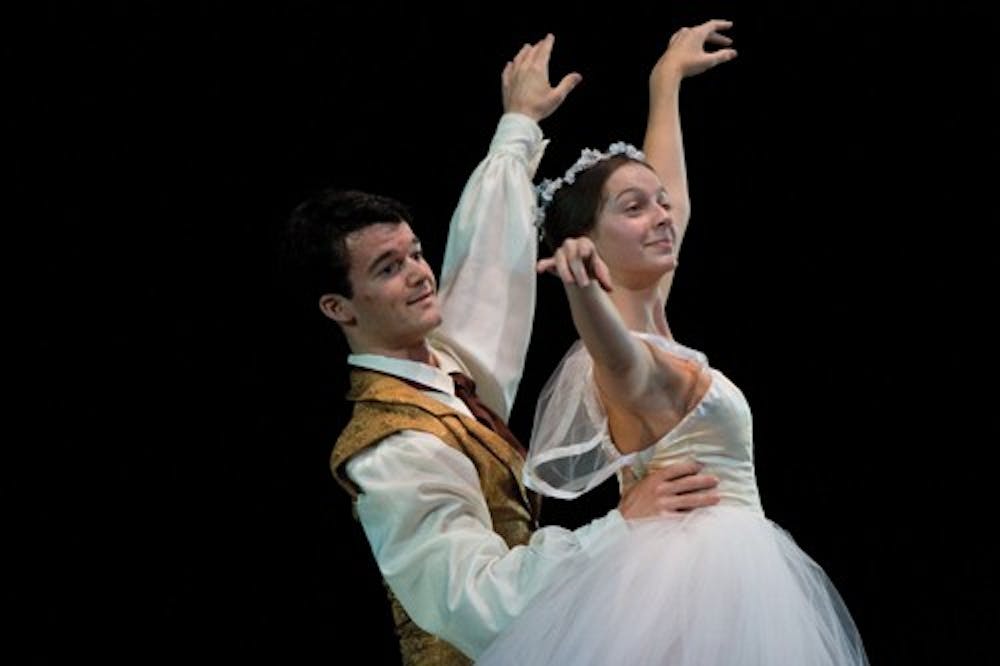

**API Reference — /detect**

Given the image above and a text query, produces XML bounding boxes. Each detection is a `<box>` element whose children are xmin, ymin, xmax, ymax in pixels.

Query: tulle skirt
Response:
<box><xmin>476</xmin><ymin>506</ymin><xmax>867</xmax><ymax>665</ymax></box>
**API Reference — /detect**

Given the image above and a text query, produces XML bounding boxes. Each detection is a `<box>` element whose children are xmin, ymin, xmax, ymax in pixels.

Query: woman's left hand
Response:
<box><xmin>536</xmin><ymin>236</ymin><xmax>613</xmax><ymax>292</ymax></box>
<box><xmin>653</xmin><ymin>19</ymin><xmax>737</xmax><ymax>84</ymax></box>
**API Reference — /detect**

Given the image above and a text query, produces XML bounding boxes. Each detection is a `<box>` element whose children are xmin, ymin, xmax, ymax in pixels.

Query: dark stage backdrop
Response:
<box><xmin>25</xmin><ymin>1</ymin><xmax>997</xmax><ymax>664</ymax></box>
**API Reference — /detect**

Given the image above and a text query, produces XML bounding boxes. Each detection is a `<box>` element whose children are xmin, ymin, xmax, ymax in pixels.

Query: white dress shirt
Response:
<box><xmin>344</xmin><ymin>113</ymin><xmax>628</xmax><ymax>659</ymax></box>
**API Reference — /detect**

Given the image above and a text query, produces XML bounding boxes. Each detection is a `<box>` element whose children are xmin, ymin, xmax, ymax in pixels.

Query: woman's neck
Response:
<box><xmin>607</xmin><ymin>280</ymin><xmax>671</xmax><ymax>338</ymax></box>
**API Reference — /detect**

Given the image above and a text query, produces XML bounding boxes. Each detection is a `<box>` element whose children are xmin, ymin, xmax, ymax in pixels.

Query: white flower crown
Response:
<box><xmin>534</xmin><ymin>141</ymin><xmax>646</xmax><ymax>233</ymax></box>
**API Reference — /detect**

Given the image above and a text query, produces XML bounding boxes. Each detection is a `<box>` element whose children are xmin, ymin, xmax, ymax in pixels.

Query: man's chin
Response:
<box><xmin>426</xmin><ymin>312</ymin><xmax>443</xmax><ymax>331</ymax></box>
<box><xmin>413</xmin><ymin>311</ymin><xmax>443</xmax><ymax>337</ymax></box>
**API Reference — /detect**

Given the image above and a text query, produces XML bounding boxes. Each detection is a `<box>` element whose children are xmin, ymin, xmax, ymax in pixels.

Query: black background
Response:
<box><xmin>24</xmin><ymin>1</ymin><xmax>998</xmax><ymax>664</ymax></box>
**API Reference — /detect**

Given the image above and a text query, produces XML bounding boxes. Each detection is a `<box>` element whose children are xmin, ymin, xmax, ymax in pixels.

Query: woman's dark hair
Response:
<box><xmin>540</xmin><ymin>155</ymin><xmax>648</xmax><ymax>251</ymax></box>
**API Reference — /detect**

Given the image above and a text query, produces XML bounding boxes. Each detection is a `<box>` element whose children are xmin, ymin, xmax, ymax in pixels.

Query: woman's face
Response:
<box><xmin>591</xmin><ymin>162</ymin><xmax>676</xmax><ymax>285</ymax></box>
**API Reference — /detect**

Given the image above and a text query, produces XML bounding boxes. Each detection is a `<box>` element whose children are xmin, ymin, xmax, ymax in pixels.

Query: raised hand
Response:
<box><xmin>536</xmin><ymin>236</ymin><xmax>613</xmax><ymax>292</ymax></box>
<box><xmin>502</xmin><ymin>33</ymin><xmax>582</xmax><ymax>122</ymax></box>
<box><xmin>652</xmin><ymin>19</ymin><xmax>737</xmax><ymax>86</ymax></box>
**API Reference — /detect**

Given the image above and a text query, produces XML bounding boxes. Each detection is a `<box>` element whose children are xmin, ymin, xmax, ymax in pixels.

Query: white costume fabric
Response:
<box><xmin>344</xmin><ymin>113</ymin><xmax>628</xmax><ymax>659</ymax></box>
<box><xmin>477</xmin><ymin>334</ymin><xmax>868</xmax><ymax>665</ymax></box>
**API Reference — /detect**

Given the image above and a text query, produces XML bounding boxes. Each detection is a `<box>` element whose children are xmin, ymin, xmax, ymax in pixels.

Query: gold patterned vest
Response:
<box><xmin>331</xmin><ymin>369</ymin><xmax>538</xmax><ymax>666</ymax></box>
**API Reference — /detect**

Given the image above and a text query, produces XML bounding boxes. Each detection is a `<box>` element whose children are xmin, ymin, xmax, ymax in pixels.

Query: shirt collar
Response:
<box><xmin>348</xmin><ymin>353</ymin><xmax>456</xmax><ymax>395</ymax></box>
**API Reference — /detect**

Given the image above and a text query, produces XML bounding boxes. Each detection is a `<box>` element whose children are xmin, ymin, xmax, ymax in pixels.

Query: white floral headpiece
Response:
<box><xmin>534</xmin><ymin>141</ymin><xmax>646</xmax><ymax>233</ymax></box>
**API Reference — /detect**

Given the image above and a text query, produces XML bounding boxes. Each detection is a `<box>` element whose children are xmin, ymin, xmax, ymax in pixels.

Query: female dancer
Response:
<box><xmin>477</xmin><ymin>19</ymin><xmax>868</xmax><ymax>665</ymax></box>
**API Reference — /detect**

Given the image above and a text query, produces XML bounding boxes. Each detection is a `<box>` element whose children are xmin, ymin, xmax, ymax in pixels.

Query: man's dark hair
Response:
<box><xmin>283</xmin><ymin>188</ymin><xmax>413</xmax><ymax>300</ymax></box>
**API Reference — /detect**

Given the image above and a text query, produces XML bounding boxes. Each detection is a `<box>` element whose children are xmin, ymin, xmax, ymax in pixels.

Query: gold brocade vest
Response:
<box><xmin>331</xmin><ymin>369</ymin><xmax>538</xmax><ymax>666</ymax></box>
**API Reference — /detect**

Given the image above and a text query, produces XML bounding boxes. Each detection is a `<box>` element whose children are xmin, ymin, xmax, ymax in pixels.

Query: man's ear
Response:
<box><xmin>318</xmin><ymin>293</ymin><xmax>356</xmax><ymax>325</ymax></box>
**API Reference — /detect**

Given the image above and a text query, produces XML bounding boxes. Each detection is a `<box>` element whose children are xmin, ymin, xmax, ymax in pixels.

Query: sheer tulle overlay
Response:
<box><xmin>478</xmin><ymin>335</ymin><xmax>867</xmax><ymax>665</ymax></box>
<box><xmin>476</xmin><ymin>506</ymin><xmax>867</xmax><ymax>665</ymax></box>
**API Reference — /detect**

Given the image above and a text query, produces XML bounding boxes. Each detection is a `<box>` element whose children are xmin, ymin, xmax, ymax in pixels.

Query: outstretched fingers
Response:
<box><xmin>592</xmin><ymin>253</ymin><xmax>613</xmax><ymax>292</ymax></box>
<box><xmin>708</xmin><ymin>48</ymin><xmax>738</xmax><ymax>67</ymax></box>
<box><xmin>567</xmin><ymin>249</ymin><xmax>592</xmax><ymax>287</ymax></box>
<box><xmin>664</xmin><ymin>472</ymin><xmax>719</xmax><ymax>496</ymax></box>
<box><xmin>658</xmin><ymin>18</ymin><xmax>737</xmax><ymax>80</ymax></box>
<box><xmin>537</xmin><ymin>238</ymin><xmax>613</xmax><ymax>290</ymax></box>
<box><xmin>706</xmin><ymin>32</ymin><xmax>733</xmax><ymax>46</ymax></box>
<box><xmin>528</xmin><ymin>32</ymin><xmax>554</xmax><ymax>68</ymax></box>
<box><xmin>512</xmin><ymin>42</ymin><xmax>532</xmax><ymax>69</ymax></box>
<box><xmin>531</xmin><ymin>33</ymin><xmax>583</xmax><ymax>100</ymax></box>
<box><xmin>664</xmin><ymin>491</ymin><xmax>720</xmax><ymax>513</ymax></box>
<box><xmin>553</xmin><ymin>248</ymin><xmax>577</xmax><ymax>285</ymax></box>
<box><xmin>700</xmin><ymin>18</ymin><xmax>734</xmax><ymax>34</ymax></box>
<box><xmin>618</xmin><ymin>458</ymin><xmax>720</xmax><ymax>519</ymax></box>
<box><xmin>536</xmin><ymin>257</ymin><xmax>556</xmax><ymax>275</ymax></box>
<box><xmin>651</xmin><ymin>458</ymin><xmax>705</xmax><ymax>480</ymax></box>
<box><xmin>537</xmin><ymin>242</ymin><xmax>579</xmax><ymax>286</ymax></box>
<box><xmin>553</xmin><ymin>71</ymin><xmax>583</xmax><ymax>104</ymax></box>
<box><xmin>701</xmin><ymin>19</ymin><xmax>737</xmax><ymax>63</ymax></box>
<box><xmin>502</xmin><ymin>32</ymin><xmax>581</xmax><ymax>121</ymax></box>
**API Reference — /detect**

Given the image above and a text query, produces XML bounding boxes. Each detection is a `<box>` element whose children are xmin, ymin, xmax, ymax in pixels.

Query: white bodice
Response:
<box><xmin>524</xmin><ymin>333</ymin><xmax>762</xmax><ymax>513</ymax></box>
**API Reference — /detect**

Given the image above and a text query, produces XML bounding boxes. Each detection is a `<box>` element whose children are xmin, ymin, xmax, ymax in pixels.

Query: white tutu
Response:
<box><xmin>476</xmin><ymin>505</ymin><xmax>867</xmax><ymax>665</ymax></box>
<box><xmin>481</xmin><ymin>335</ymin><xmax>868</xmax><ymax>664</ymax></box>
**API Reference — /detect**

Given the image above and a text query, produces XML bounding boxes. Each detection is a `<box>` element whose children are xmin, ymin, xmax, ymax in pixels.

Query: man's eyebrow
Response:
<box><xmin>367</xmin><ymin>238</ymin><xmax>421</xmax><ymax>274</ymax></box>
<box><xmin>366</xmin><ymin>249</ymin><xmax>398</xmax><ymax>273</ymax></box>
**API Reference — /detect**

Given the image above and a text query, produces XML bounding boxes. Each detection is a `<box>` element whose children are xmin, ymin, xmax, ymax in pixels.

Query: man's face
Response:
<box><xmin>338</xmin><ymin>221</ymin><xmax>441</xmax><ymax>353</ymax></box>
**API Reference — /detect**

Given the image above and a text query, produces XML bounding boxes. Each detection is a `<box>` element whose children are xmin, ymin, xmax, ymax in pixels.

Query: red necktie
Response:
<box><xmin>449</xmin><ymin>372</ymin><xmax>527</xmax><ymax>458</ymax></box>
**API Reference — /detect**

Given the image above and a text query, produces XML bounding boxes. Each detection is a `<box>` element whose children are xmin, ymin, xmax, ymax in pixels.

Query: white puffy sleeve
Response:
<box><xmin>347</xmin><ymin>431</ymin><xmax>628</xmax><ymax>658</ymax></box>
<box><xmin>433</xmin><ymin>113</ymin><xmax>547</xmax><ymax>422</ymax></box>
